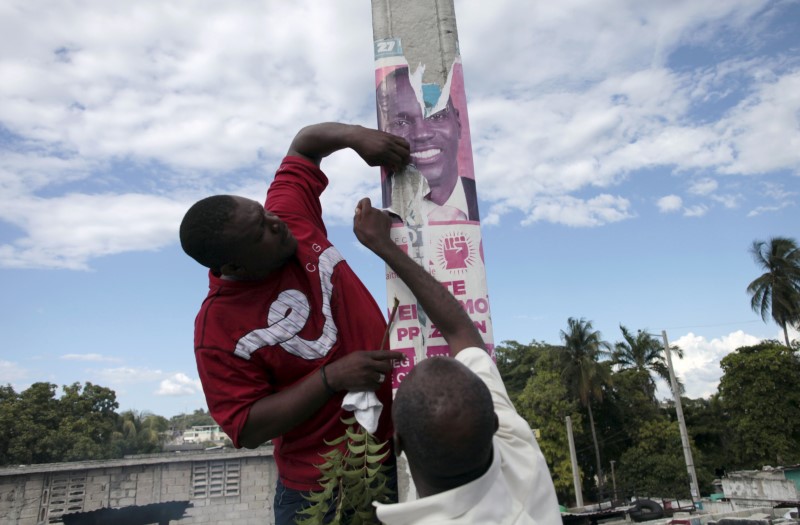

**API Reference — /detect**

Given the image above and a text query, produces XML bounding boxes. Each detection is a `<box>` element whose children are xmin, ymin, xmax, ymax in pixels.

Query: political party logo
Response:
<box><xmin>435</xmin><ymin>231</ymin><xmax>475</xmax><ymax>273</ymax></box>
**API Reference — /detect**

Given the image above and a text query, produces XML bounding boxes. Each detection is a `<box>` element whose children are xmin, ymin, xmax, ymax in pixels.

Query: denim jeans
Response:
<box><xmin>273</xmin><ymin>479</ymin><xmax>317</xmax><ymax>525</ymax></box>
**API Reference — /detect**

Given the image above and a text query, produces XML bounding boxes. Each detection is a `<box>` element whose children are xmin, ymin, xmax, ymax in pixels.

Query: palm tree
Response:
<box><xmin>560</xmin><ymin>317</ymin><xmax>612</xmax><ymax>495</ymax></box>
<box><xmin>747</xmin><ymin>237</ymin><xmax>800</xmax><ymax>347</ymax></box>
<box><xmin>612</xmin><ymin>326</ymin><xmax>683</xmax><ymax>400</ymax></box>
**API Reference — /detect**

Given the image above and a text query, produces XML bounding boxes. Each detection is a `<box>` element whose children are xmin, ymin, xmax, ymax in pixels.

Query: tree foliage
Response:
<box><xmin>591</xmin><ymin>368</ymin><xmax>661</xmax><ymax>477</ymax></box>
<box><xmin>617</xmin><ymin>419</ymin><xmax>696</xmax><ymax>499</ymax></box>
<box><xmin>0</xmin><ymin>382</ymin><xmax>119</xmax><ymax>465</ymax></box>
<box><xmin>111</xmin><ymin>410</ymin><xmax>170</xmax><ymax>457</ymax></box>
<box><xmin>559</xmin><ymin>317</ymin><xmax>612</xmax><ymax>492</ymax></box>
<box><xmin>298</xmin><ymin>417</ymin><xmax>393</xmax><ymax>525</ymax></box>
<box><xmin>673</xmin><ymin>395</ymin><xmax>727</xmax><ymax>492</ymax></box>
<box><xmin>747</xmin><ymin>236</ymin><xmax>800</xmax><ymax>346</ymax></box>
<box><xmin>494</xmin><ymin>340</ymin><xmax>546</xmax><ymax>406</ymax></box>
<box><xmin>0</xmin><ymin>382</ymin><xmax>177</xmax><ymax>466</ymax></box>
<box><xmin>612</xmin><ymin>326</ymin><xmax>682</xmax><ymax>400</ymax></box>
<box><xmin>718</xmin><ymin>341</ymin><xmax>800</xmax><ymax>468</ymax></box>
<box><xmin>518</xmin><ymin>364</ymin><xmax>584</xmax><ymax>504</ymax></box>
<box><xmin>497</xmin><ymin>322</ymin><xmax>800</xmax><ymax>505</ymax></box>
<box><xmin>169</xmin><ymin>408</ymin><xmax>216</xmax><ymax>430</ymax></box>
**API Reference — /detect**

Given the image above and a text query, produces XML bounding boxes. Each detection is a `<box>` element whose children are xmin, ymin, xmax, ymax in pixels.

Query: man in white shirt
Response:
<box><xmin>354</xmin><ymin>198</ymin><xmax>561</xmax><ymax>524</ymax></box>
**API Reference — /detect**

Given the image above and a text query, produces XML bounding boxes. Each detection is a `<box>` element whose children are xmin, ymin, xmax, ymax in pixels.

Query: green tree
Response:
<box><xmin>0</xmin><ymin>385</ymin><xmax>19</xmax><ymax>465</ymax></box>
<box><xmin>593</xmin><ymin>367</ymin><xmax>664</xmax><ymax>480</ymax></box>
<box><xmin>560</xmin><ymin>317</ymin><xmax>612</xmax><ymax>494</ymax></box>
<box><xmin>747</xmin><ymin>237</ymin><xmax>800</xmax><ymax>347</ymax></box>
<box><xmin>516</xmin><ymin>348</ymin><xmax>584</xmax><ymax>505</ymax></box>
<box><xmin>673</xmin><ymin>395</ymin><xmax>728</xmax><ymax>493</ymax></box>
<box><xmin>111</xmin><ymin>410</ymin><xmax>169</xmax><ymax>457</ymax></box>
<box><xmin>169</xmin><ymin>408</ymin><xmax>216</xmax><ymax>430</ymax></box>
<box><xmin>495</xmin><ymin>339</ymin><xmax>553</xmax><ymax>407</ymax></box>
<box><xmin>0</xmin><ymin>382</ymin><xmax>120</xmax><ymax>465</ymax></box>
<box><xmin>617</xmin><ymin>419</ymin><xmax>699</xmax><ymax>498</ymax></box>
<box><xmin>5</xmin><ymin>383</ymin><xmax>62</xmax><ymax>464</ymax></box>
<box><xmin>612</xmin><ymin>326</ymin><xmax>682</xmax><ymax>400</ymax></box>
<box><xmin>56</xmin><ymin>382</ymin><xmax>119</xmax><ymax>462</ymax></box>
<box><xmin>718</xmin><ymin>341</ymin><xmax>800</xmax><ymax>467</ymax></box>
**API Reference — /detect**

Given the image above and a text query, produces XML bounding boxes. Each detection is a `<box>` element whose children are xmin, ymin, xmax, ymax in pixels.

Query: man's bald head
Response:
<box><xmin>392</xmin><ymin>356</ymin><xmax>497</xmax><ymax>492</ymax></box>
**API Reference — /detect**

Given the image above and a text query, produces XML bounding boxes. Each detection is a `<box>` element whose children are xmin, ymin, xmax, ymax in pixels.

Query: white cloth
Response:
<box><xmin>375</xmin><ymin>347</ymin><xmax>562</xmax><ymax>525</ymax></box>
<box><xmin>342</xmin><ymin>391</ymin><xmax>383</xmax><ymax>435</ymax></box>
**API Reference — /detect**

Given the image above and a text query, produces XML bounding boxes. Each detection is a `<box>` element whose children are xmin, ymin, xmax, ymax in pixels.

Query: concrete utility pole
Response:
<box><xmin>566</xmin><ymin>416</ymin><xmax>584</xmax><ymax>508</ymax></box>
<box><xmin>372</xmin><ymin>0</ymin><xmax>459</xmax><ymax>85</ymax></box>
<box><xmin>371</xmin><ymin>1</ymin><xmax>493</xmax><ymax>503</ymax></box>
<box><xmin>610</xmin><ymin>460</ymin><xmax>617</xmax><ymax>501</ymax></box>
<box><xmin>371</xmin><ymin>0</ymin><xmax>493</xmax><ymax>379</ymax></box>
<box><xmin>662</xmin><ymin>330</ymin><xmax>701</xmax><ymax>500</ymax></box>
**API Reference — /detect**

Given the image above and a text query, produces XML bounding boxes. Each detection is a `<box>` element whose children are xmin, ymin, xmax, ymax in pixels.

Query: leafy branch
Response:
<box><xmin>296</xmin><ymin>416</ymin><xmax>393</xmax><ymax>524</ymax></box>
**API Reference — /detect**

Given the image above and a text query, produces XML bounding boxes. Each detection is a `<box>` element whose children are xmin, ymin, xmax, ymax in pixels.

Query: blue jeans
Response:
<box><xmin>273</xmin><ymin>460</ymin><xmax>398</xmax><ymax>525</ymax></box>
<box><xmin>273</xmin><ymin>479</ymin><xmax>319</xmax><ymax>525</ymax></box>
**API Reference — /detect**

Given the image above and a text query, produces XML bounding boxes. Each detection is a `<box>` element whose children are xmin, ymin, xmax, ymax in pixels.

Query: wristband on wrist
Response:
<box><xmin>320</xmin><ymin>365</ymin><xmax>336</xmax><ymax>395</ymax></box>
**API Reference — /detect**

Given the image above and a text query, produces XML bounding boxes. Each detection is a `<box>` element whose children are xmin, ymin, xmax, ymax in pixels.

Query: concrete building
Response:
<box><xmin>0</xmin><ymin>447</ymin><xmax>277</xmax><ymax>525</ymax></box>
<box><xmin>721</xmin><ymin>466</ymin><xmax>800</xmax><ymax>509</ymax></box>
<box><xmin>181</xmin><ymin>425</ymin><xmax>227</xmax><ymax>446</ymax></box>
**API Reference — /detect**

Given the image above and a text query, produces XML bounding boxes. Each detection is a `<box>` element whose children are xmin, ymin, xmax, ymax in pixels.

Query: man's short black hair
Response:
<box><xmin>393</xmin><ymin>357</ymin><xmax>496</xmax><ymax>482</ymax></box>
<box><xmin>179</xmin><ymin>195</ymin><xmax>238</xmax><ymax>271</ymax></box>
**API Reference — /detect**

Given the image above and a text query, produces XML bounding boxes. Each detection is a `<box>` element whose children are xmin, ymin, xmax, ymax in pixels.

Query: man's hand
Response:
<box><xmin>355</xmin><ymin>203</ymin><xmax>485</xmax><ymax>357</ymax></box>
<box><xmin>351</xmin><ymin>127</ymin><xmax>410</xmax><ymax>171</ymax></box>
<box><xmin>324</xmin><ymin>350</ymin><xmax>403</xmax><ymax>392</ymax></box>
<box><xmin>287</xmin><ymin>123</ymin><xmax>409</xmax><ymax>169</ymax></box>
<box><xmin>240</xmin><ymin>347</ymin><xmax>402</xmax><ymax>447</ymax></box>
<box><xmin>353</xmin><ymin>198</ymin><xmax>395</xmax><ymax>256</ymax></box>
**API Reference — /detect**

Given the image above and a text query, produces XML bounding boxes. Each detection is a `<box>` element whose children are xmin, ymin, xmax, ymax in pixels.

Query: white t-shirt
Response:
<box><xmin>375</xmin><ymin>347</ymin><xmax>562</xmax><ymax>524</ymax></box>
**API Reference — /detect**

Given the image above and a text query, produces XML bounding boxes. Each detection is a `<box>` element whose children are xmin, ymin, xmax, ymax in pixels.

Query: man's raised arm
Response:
<box><xmin>288</xmin><ymin>123</ymin><xmax>409</xmax><ymax>170</ymax></box>
<box><xmin>353</xmin><ymin>198</ymin><xmax>484</xmax><ymax>356</ymax></box>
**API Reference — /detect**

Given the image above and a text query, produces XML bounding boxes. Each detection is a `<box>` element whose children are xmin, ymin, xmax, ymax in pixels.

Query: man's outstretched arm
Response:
<box><xmin>238</xmin><ymin>349</ymin><xmax>402</xmax><ymax>448</ymax></box>
<box><xmin>353</xmin><ymin>197</ymin><xmax>485</xmax><ymax>356</ymax></box>
<box><xmin>287</xmin><ymin>123</ymin><xmax>409</xmax><ymax>171</ymax></box>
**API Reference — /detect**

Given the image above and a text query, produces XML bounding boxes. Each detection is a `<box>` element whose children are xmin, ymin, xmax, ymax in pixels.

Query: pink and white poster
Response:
<box><xmin>374</xmin><ymin>38</ymin><xmax>494</xmax><ymax>390</ymax></box>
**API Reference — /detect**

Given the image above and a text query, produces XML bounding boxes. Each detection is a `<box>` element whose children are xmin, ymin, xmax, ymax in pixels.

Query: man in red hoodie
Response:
<box><xmin>179</xmin><ymin>123</ymin><xmax>409</xmax><ymax>524</ymax></box>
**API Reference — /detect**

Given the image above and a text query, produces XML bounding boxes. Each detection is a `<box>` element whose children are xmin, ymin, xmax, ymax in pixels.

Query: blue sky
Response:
<box><xmin>1</xmin><ymin>0</ymin><xmax>798</xmax><ymax>418</ymax></box>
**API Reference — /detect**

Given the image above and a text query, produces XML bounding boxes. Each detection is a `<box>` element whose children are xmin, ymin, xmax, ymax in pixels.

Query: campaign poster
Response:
<box><xmin>374</xmin><ymin>38</ymin><xmax>494</xmax><ymax>390</ymax></box>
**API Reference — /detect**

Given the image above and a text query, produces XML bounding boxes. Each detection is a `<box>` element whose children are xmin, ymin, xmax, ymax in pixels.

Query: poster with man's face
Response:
<box><xmin>374</xmin><ymin>39</ymin><xmax>494</xmax><ymax>389</ymax></box>
<box><xmin>376</xmin><ymin>58</ymin><xmax>479</xmax><ymax>223</ymax></box>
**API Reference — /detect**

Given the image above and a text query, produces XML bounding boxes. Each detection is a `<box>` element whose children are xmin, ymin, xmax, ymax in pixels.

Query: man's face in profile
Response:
<box><xmin>382</xmin><ymin>73</ymin><xmax>462</xmax><ymax>198</ymax></box>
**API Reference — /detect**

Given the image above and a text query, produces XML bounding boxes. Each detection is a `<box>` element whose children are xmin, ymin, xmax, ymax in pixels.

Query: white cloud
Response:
<box><xmin>61</xmin><ymin>353</ymin><xmax>121</xmax><ymax>363</ymax></box>
<box><xmin>657</xmin><ymin>330</ymin><xmax>762</xmax><ymax>399</ymax></box>
<box><xmin>717</xmin><ymin>71</ymin><xmax>800</xmax><ymax>175</ymax></box>
<box><xmin>688</xmin><ymin>178</ymin><xmax>718</xmax><ymax>195</ymax></box>
<box><xmin>657</xmin><ymin>195</ymin><xmax>683</xmax><ymax>213</ymax></box>
<box><xmin>521</xmin><ymin>194</ymin><xmax>633</xmax><ymax>227</ymax></box>
<box><xmin>156</xmin><ymin>373</ymin><xmax>203</xmax><ymax>396</ymax></box>
<box><xmin>745</xmin><ymin>181</ymin><xmax>797</xmax><ymax>216</ymax></box>
<box><xmin>0</xmin><ymin>360</ymin><xmax>29</xmax><ymax>385</ymax></box>
<box><xmin>711</xmin><ymin>193</ymin><xmax>741</xmax><ymax>209</ymax></box>
<box><xmin>93</xmin><ymin>366</ymin><xmax>165</xmax><ymax>385</ymax></box>
<box><xmin>0</xmin><ymin>1</ymin><xmax>374</xmax><ymax>170</ymax></box>
<box><xmin>0</xmin><ymin>0</ymin><xmax>797</xmax><ymax>268</ymax></box>
<box><xmin>480</xmin><ymin>212</ymin><xmax>501</xmax><ymax>227</ymax></box>
<box><xmin>683</xmin><ymin>204</ymin><xmax>709</xmax><ymax>217</ymax></box>
<box><xmin>0</xmin><ymin>193</ymin><xmax>191</xmax><ymax>270</ymax></box>
<box><xmin>319</xmin><ymin>151</ymin><xmax>384</xmax><ymax>225</ymax></box>
<box><xmin>747</xmin><ymin>202</ymin><xmax>794</xmax><ymax>217</ymax></box>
